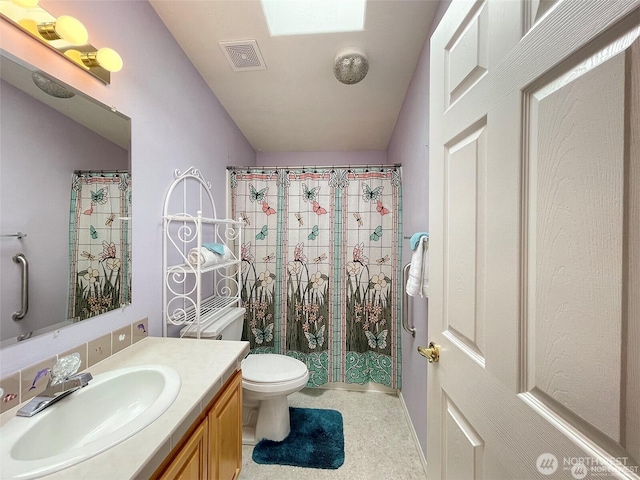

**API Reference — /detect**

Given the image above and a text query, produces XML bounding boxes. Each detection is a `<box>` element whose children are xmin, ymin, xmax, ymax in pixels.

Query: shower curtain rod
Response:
<box><xmin>74</xmin><ymin>169</ymin><xmax>129</xmax><ymax>174</ymax></box>
<box><xmin>226</xmin><ymin>163</ymin><xmax>401</xmax><ymax>171</ymax></box>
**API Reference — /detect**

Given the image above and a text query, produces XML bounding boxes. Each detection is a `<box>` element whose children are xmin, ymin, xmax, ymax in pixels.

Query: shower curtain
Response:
<box><xmin>68</xmin><ymin>171</ymin><xmax>131</xmax><ymax>321</ymax></box>
<box><xmin>230</xmin><ymin>166</ymin><xmax>402</xmax><ymax>389</ymax></box>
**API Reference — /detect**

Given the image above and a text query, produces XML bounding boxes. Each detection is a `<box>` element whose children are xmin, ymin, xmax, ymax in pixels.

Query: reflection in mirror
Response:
<box><xmin>0</xmin><ymin>50</ymin><xmax>132</xmax><ymax>348</ymax></box>
<box><xmin>68</xmin><ymin>170</ymin><xmax>131</xmax><ymax>322</ymax></box>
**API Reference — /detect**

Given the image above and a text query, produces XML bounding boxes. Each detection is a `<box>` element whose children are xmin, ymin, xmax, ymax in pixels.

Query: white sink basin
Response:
<box><xmin>0</xmin><ymin>365</ymin><xmax>180</xmax><ymax>479</ymax></box>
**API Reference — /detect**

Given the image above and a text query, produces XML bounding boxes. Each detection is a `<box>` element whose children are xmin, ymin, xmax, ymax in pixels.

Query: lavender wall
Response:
<box><xmin>257</xmin><ymin>150</ymin><xmax>387</xmax><ymax>167</ymax></box>
<box><xmin>387</xmin><ymin>0</ymin><xmax>451</xmax><ymax>456</ymax></box>
<box><xmin>0</xmin><ymin>0</ymin><xmax>255</xmax><ymax>376</ymax></box>
<box><xmin>0</xmin><ymin>80</ymin><xmax>128</xmax><ymax>343</ymax></box>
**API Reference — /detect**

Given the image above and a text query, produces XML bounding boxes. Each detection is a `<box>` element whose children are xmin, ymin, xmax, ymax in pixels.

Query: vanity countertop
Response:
<box><xmin>0</xmin><ymin>336</ymin><xmax>250</xmax><ymax>479</ymax></box>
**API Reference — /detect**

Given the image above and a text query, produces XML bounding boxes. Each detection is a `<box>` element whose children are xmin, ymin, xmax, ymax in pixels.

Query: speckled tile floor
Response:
<box><xmin>239</xmin><ymin>388</ymin><xmax>427</xmax><ymax>480</ymax></box>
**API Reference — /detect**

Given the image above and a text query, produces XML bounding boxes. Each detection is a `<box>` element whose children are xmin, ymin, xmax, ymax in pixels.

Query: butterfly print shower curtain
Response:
<box><xmin>68</xmin><ymin>171</ymin><xmax>131</xmax><ymax>321</ymax></box>
<box><xmin>230</xmin><ymin>166</ymin><xmax>403</xmax><ymax>389</ymax></box>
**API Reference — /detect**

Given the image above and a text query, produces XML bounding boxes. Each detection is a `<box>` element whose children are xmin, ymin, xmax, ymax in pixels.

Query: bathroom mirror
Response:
<box><xmin>0</xmin><ymin>50</ymin><xmax>132</xmax><ymax>347</ymax></box>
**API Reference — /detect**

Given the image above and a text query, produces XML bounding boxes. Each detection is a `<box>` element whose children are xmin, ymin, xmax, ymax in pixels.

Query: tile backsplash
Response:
<box><xmin>20</xmin><ymin>357</ymin><xmax>57</xmax><ymax>404</ymax></box>
<box><xmin>112</xmin><ymin>325</ymin><xmax>132</xmax><ymax>354</ymax></box>
<box><xmin>88</xmin><ymin>333</ymin><xmax>112</xmax><ymax>367</ymax></box>
<box><xmin>0</xmin><ymin>318</ymin><xmax>149</xmax><ymax>414</ymax></box>
<box><xmin>132</xmin><ymin>318</ymin><xmax>148</xmax><ymax>344</ymax></box>
<box><xmin>0</xmin><ymin>373</ymin><xmax>21</xmax><ymax>412</ymax></box>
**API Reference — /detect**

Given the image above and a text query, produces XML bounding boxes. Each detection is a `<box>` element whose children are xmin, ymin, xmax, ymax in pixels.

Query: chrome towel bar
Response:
<box><xmin>12</xmin><ymin>253</ymin><xmax>29</xmax><ymax>320</ymax></box>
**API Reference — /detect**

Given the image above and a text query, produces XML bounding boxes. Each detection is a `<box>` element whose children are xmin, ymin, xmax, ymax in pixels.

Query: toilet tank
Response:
<box><xmin>180</xmin><ymin>307</ymin><xmax>245</xmax><ymax>341</ymax></box>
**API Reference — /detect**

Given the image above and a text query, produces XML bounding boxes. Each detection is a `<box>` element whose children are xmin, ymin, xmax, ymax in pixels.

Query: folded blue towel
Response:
<box><xmin>202</xmin><ymin>243</ymin><xmax>226</xmax><ymax>255</ymax></box>
<box><xmin>410</xmin><ymin>232</ymin><xmax>429</xmax><ymax>251</ymax></box>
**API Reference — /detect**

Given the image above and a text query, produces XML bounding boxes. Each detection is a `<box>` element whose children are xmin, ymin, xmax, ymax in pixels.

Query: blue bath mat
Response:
<box><xmin>252</xmin><ymin>407</ymin><xmax>345</xmax><ymax>469</ymax></box>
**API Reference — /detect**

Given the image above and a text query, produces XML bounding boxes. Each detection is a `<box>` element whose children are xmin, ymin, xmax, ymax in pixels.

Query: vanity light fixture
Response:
<box><xmin>36</xmin><ymin>15</ymin><xmax>88</xmax><ymax>45</ymax></box>
<box><xmin>80</xmin><ymin>48</ymin><xmax>123</xmax><ymax>73</ymax></box>
<box><xmin>0</xmin><ymin>1</ymin><xmax>122</xmax><ymax>84</ymax></box>
<box><xmin>9</xmin><ymin>0</ymin><xmax>38</xmax><ymax>7</ymax></box>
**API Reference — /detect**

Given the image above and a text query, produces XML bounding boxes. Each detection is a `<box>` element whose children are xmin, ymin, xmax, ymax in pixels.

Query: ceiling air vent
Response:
<box><xmin>219</xmin><ymin>40</ymin><xmax>267</xmax><ymax>72</ymax></box>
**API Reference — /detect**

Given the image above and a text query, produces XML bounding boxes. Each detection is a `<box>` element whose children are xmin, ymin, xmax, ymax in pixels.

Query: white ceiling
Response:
<box><xmin>149</xmin><ymin>0</ymin><xmax>439</xmax><ymax>153</ymax></box>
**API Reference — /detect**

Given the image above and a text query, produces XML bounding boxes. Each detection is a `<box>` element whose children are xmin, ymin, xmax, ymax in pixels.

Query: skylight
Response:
<box><xmin>261</xmin><ymin>0</ymin><xmax>366</xmax><ymax>37</ymax></box>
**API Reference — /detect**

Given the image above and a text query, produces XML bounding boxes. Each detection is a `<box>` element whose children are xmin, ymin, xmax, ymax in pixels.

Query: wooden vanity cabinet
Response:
<box><xmin>157</xmin><ymin>420</ymin><xmax>208</xmax><ymax>480</ymax></box>
<box><xmin>208</xmin><ymin>369</ymin><xmax>242</xmax><ymax>480</ymax></box>
<box><xmin>154</xmin><ymin>370</ymin><xmax>242</xmax><ymax>480</ymax></box>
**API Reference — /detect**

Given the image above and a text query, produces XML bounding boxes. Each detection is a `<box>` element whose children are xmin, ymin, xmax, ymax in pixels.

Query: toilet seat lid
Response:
<box><xmin>242</xmin><ymin>354</ymin><xmax>308</xmax><ymax>383</ymax></box>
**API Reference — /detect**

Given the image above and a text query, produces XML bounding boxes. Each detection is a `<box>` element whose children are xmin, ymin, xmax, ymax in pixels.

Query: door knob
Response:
<box><xmin>417</xmin><ymin>342</ymin><xmax>440</xmax><ymax>363</ymax></box>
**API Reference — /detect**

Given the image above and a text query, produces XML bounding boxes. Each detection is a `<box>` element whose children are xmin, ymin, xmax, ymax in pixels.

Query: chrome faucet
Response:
<box><xmin>17</xmin><ymin>353</ymin><xmax>92</xmax><ymax>417</ymax></box>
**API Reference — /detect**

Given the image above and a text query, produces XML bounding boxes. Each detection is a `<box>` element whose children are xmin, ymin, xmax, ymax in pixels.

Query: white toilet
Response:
<box><xmin>181</xmin><ymin>307</ymin><xmax>309</xmax><ymax>445</ymax></box>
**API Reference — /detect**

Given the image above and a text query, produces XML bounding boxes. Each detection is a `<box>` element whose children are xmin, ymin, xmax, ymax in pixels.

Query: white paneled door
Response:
<box><xmin>428</xmin><ymin>0</ymin><xmax>640</xmax><ymax>478</ymax></box>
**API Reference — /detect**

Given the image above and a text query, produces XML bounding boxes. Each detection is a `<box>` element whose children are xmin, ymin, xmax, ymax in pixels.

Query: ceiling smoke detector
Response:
<box><xmin>219</xmin><ymin>40</ymin><xmax>267</xmax><ymax>71</ymax></box>
<box><xmin>333</xmin><ymin>48</ymin><xmax>369</xmax><ymax>85</ymax></box>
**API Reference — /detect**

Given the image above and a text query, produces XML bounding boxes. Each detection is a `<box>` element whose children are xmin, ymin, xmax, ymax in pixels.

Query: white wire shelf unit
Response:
<box><xmin>162</xmin><ymin>167</ymin><xmax>243</xmax><ymax>338</ymax></box>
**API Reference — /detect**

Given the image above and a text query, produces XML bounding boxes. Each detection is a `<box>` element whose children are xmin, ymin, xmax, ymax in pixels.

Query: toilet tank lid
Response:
<box><xmin>242</xmin><ymin>354</ymin><xmax>308</xmax><ymax>383</ymax></box>
<box><xmin>180</xmin><ymin>307</ymin><xmax>245</xmax><ymax>338</ymax></box>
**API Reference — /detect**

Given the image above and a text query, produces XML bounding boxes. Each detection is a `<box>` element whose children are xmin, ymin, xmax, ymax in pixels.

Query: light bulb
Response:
<box><xmin>81</xmin><ymin>48</ymin><xmax>123</xmax><ymax>73</ymax></box>
<box><xmin>10</xmin><ymin>0</ymin><xmax>39</xmax><ymax>7</ymax></box>
<box><xmin>37</xmin><ymin>15</ymin><xmax>88</xmax><ymax>44</ymax></box>
<box><xmin>54</xmin><ymin>16</ymin><xmax>88</xmax><ymax>45</ymax></box>
<box><xmin>95</xmin><ymin>48</ymin><xmax>123</xmax><ymax>72</ymax></box>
